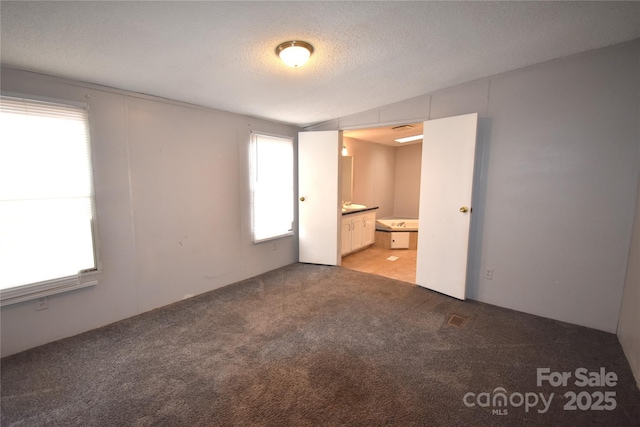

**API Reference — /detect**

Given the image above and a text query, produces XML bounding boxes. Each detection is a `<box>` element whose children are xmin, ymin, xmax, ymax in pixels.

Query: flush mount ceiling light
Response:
<box><xmin>395</xmin><ymin>134</ymin><xmax>423</xmax><ymax>143</ymax></box>
<box><xmin>276</xmin><ymin>41</ymin><xmax>314</xmax><ymax>68</ymax></box>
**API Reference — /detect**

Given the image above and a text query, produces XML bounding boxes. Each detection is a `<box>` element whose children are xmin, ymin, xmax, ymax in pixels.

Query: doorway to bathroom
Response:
<box><xmin>299</xmin><ymin>113</ymin><xmax>478</xmax><ymax>299</ymax></box>
<box><xmin>339</xmin><ymin>123</ymin><xmax>423</xmax><ymax>284</ymax></box>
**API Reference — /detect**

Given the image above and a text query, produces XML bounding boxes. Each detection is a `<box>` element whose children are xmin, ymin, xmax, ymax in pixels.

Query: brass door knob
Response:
<box><xmin>459</xmin><ymin>206</ymin><xmax>469</xmax><ymax>213</ymax></box>
<box><xmin>299</xmin><ymin>196</ymin><xmax>305</xmax><ymax>202</ymax></box>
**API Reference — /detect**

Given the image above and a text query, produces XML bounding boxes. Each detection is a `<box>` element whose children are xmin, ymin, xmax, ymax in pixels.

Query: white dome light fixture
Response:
<box><xmin>276</xmin><ymin>41</ymin><xmax>314</xmax><ymax>68</ymax></box>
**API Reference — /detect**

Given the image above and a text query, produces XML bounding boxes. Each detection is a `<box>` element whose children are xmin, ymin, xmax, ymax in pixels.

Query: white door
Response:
<box><xmin>298</xmin><ymin>131</ymin><xmax>341</xmax><ymax>265</ymax></box>
<box><xmin>416</xmin><ymin>113</ymin><xmax>478</xmax><ymax>299</ymax></box>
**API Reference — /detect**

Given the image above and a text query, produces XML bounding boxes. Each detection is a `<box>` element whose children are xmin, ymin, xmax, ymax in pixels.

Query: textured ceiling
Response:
<box><xmin>1</xmin><ymin>1</ymin><xmax>639</xmax><ymax>127</ymax></box>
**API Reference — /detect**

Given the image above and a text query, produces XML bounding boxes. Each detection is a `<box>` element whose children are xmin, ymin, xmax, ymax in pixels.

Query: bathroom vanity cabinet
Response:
<box><xmin>341</xmin><ymin>210</ymin><xmax>376</xmax><ymax>256</ymax></box>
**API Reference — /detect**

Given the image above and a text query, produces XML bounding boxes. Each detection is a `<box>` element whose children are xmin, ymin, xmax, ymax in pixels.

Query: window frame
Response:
<box><xmin>0</xmin><ymin>93</ymin><xmax>100</xmax><ymax>306</ymax></box>
<box><xmin>249</xmin><ymin>131</ymin><xmax>295</xmax><ymax>244</ymax></box>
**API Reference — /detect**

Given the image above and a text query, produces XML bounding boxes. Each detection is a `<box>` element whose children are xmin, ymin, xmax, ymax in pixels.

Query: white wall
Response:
<box><xmin>343</xmin><ymin>138</ymin><xmax>422</xmax><ymax>219</ymax></box>
<box><xmin>307</xmin><ymin>41</ymin><xmax>640</xmax><ymax>333</ymax></box>
<box><xmin>393</xmin><ymin>143</ymin><xmax>422</xmax><ymax>218</ymax></box>
<box><xmin>618</xmin><ymin>160</ymin><xmax>640</xmax><ymax>388</ymax></box>
<box><xmin>0</xmin><ymin>68</ymin><xmax>299</xmax><ymax>357</ymax></box>
<box><xmin>343</xmin><ymin>137</ymin><xmax>396</xmax><ymax>218</ymax></box>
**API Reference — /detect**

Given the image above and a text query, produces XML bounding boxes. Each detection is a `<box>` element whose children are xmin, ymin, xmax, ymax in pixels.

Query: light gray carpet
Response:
<box><xmin>2</xmin><ymin>263</ymin><xmax>639</xmax><ymax>426</ymax></box>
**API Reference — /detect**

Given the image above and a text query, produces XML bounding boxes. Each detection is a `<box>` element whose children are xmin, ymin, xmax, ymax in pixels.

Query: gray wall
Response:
<box><xmin>307</xmin><ymin>41</ymin><xmax>640</xmax><ymax>334</ymax></box>
<box><xmin>0</xmin><ymin>68</ymin><xmax>299</xmax><ymax>357</ymax></box>
<box><xmin>618</xmin><ymin>165</ymin><xmax>640</xmax><ymax>388</ymax></box>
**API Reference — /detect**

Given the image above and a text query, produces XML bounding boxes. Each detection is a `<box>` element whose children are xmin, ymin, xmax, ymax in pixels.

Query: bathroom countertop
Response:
<box><xmin>341</xmin><ymin>206</ymin><xmax>379</xmax><ymax>216</ymax></box>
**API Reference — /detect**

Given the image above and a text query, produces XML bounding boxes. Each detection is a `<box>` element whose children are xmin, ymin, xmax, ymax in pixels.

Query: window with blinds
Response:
<box><xmin>0</xmin><ymin>95</ymin><xmax>98</xmax><ymax>304</ymax></box>
<box><xmin>249</xmin><ymin>133</ymin><xmax>294</xmax><ymax>243</ymax></box>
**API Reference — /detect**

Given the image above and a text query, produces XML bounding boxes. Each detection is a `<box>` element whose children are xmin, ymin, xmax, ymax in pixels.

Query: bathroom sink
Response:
<box><xmin>343</xmin><ymin>204</ymin><xmax>367</xmax><ymax>211</ymax></box>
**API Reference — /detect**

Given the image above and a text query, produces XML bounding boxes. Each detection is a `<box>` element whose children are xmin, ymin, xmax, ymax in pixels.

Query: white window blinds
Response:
<box><xmin>0</xmin><ymin>96</ymin><xmax>97</xmax><ymax>293</ymax></box>
<box><xmin>250</xmin><ymin>133</ymin><xmax>294</xmax><ymax>243</ymax></box>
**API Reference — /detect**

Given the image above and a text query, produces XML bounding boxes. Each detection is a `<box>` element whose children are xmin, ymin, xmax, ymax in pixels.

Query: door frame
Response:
<box><xmin>333</xmin><ymin>115</ymin><xmax>481</xmax><ymax>297</ymax></box>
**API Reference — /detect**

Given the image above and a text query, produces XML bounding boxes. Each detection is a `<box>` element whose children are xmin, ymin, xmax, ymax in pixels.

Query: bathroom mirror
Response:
<box><xmin>341</xmin><ymin>156</ymin><xmax>353</xmax><ymax>203</ymax></box>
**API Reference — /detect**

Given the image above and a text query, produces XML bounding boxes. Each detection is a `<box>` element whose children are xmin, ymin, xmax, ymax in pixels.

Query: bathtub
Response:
<box><xmin>375</xmin><ymin>218</ymin><xmax>419</xmax><ymax>249</ymax></box>
<box><xmin>375</xmin><ymin>218</ymin><xmax>419</xmax><ymax>232</ymax></box>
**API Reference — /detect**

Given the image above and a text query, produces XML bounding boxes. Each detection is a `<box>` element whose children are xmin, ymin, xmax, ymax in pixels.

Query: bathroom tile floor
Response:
<box><xmin>341</xmin><ymin>246</ymin><xmax>417</xmax><ymax>284</ymax></box>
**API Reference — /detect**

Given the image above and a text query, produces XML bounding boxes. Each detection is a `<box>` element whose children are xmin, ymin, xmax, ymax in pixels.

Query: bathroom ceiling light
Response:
<box><xmin>341</xmin><ymin>145</ymin><xmax>348</xmax><ymax>156</ymax></box>
<box><xmin>395</xmin><ymin>134</ymin><xmax>423</xmax><ymax>143</ymax></box>
<box><xmin>276</xmin><ymin>41</ymin><xmax>314</xmax><ymax>68</ymax></box>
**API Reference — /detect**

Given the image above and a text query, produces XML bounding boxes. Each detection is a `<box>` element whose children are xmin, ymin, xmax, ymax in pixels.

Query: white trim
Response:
<box><xmin>253</xmin><ymin>230</ymin><xmax>294</xmax><ymax>244</ymax></box>
<box><xmin>0</xmin><ymin>90</ymin><xmax>88</xmax><ymax>110</ymax></box>
<box><xmin>0</xmin><ymin>275</ymin><xmax>98</xmax><ymax>306</ymax></box>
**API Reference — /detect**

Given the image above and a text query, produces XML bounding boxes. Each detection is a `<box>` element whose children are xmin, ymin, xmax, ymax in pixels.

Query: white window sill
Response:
<box><xmin>253</xmin><ymin>230</ymin><xmax>294</xmax><ymax>244</ymax></box>
<box><xmin>0</xmin><ymin>274</ymin><xmax>98</xmax><ymax>307</ymax></box>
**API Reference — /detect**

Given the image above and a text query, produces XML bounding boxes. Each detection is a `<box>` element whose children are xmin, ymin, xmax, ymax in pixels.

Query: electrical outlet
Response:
<box><xmin>484</xmin><ymin>268</ymin><xmax>494</xmax><ymax>280</ymax></box>
<box><xmin>36</xmin><ymin>297</ymin><xmax>49</xmax><ymax>311</ymax></box>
